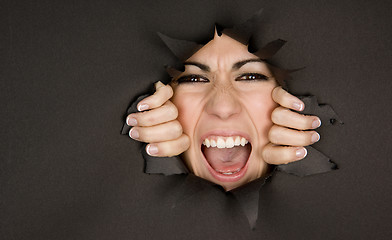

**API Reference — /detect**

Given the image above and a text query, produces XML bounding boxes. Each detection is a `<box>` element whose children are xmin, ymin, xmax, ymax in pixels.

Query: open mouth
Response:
<box><xmin>200</xmin><ymin>135</ymin><xmax>252</xmax><ymax>182</ymax></box>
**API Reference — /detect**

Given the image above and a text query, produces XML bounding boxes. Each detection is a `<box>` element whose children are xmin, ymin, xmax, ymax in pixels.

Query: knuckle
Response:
<box><xmin>144</xmin><ymin>113</ymin><xmax>156</xmax><ymax>125</ymax></box>
<box><xmin>165</xmin><ymin>103</ymin><xmax>178</xmax><ymax>119</ymax></box>
<box><xmin>181</xmin><ymin>135</ymin><xmax>190</xmax><ymax>149</ymax></box>
<box><xmin>137</xmin><ymin>111</ymin><xmax>150</xmax><ymax>125</ymax></box>
<box><xmin>271</xmin><ymin>107</ymin><xmax>287</xmax><ymax>123</ymax></box>
<box><xmin>284</xmin><ymin>148</ymin><xmax>296</xmax><ymax>163</ymax></box>
<box><xmin>288</xmin><ymin>112</ymin><xmax>310</xmax><ymax>130</ymax></box>
<box><xmin>166</xmin><ymin>85</ymin><xmax>174</xmax><ymax>98</ymax></box>
<box><xmin>164</xmin><ymin>143</ymin><xmax>177</xmax><ymax>157</ymax></box>
<box><xmin>261</xmin><ymin>146</ymin><xmax>272</xmax><ymax>162</ymax></box>
<box><xmin>278</xmin><ymin>148</ymin><xmax>292</xmax><ymax>164</ymax></box>
<box><xmin>136</xmin><ymin>127</ymin><xmax>149</xmax><ymax>142</ymax></box>
<box><xmin>270</xmin><ymin>109</ymin><xmax>280</xmax><ymax>123</ymax></box>
<box><xmin>171</xmin><ymin>120</ymin><xmax>183</xmax><ymax>137</ymax></box>
<box><xmin>297</xmin><ymin>117</ymin><xmax>311</xmax><ymax>130</ymax></box>
<box><xmin>166</xmin><ymin>149</ymin><xmax>176</xmax><ymax>157</ymax></box>
<box><xmin>272</xmin><ymin>86</ymin><xmax>282</xmax><ymax>102</ymax></box>
<box><xmin>268</xmin><ymin>125</ymin><xmax>280</xmax><ymax>143</ymax></box>
<box><xmin>160</xmin><ymin>85</ymin><xmax>173</xmax><ymax>99</ymax></box>
<box><xmin>146</xmin><ymin>92</ymin><xmax>157</xmax><ymax>102</ymax></box>
<box><xmin>146</xmin><ymin>95</ymin><xmax>158</xmax><ymax>106</ymax></box>
<box><xmin>168</xmin><ymin>137</ymin><xmax>189</xmax><ymax>157</ymax></box>
<box><xmin>297</xmin><ymin>115</ymin><xmax>314</xmax><ymax>130</ymax></box>
<box><xmin>163</xmin><ymin>136</ymin><xmax>189</xmax><ymax>157</ymax></box>
<box><xmin>157</xmin><ymin>143</ymin><xmax>170</xmax><ymax>157</ymax></box>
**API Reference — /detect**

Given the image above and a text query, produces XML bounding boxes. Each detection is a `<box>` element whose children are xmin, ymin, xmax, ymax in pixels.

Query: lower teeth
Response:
<box><xmin>217</xmin><ymin>168</ymin><xmax>241</xmax><ymax>175</ymax></box>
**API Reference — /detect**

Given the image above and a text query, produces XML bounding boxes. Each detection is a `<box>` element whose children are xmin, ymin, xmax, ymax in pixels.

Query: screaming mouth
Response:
<box><xmin>201</xmin><ymin>135</ymin><xmax>252</xmax><ymax>182</ymax></box>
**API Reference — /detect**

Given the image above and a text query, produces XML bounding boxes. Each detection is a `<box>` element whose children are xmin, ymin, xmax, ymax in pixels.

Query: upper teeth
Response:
<box><xmin>203</xmin><ymin>136</ymin><xmax>248</xmax><ymax>148</ymax></box>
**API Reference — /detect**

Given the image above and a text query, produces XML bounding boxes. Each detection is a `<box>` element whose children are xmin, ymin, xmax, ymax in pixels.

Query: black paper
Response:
<box><xmin>122</xmin><ymin>6</ymin><xmax>340</xmax><ymax>230</ymax></box>
<box><xmin>3</xmin><ymin>0</ymin><xmax>392</xmax><ymax>239</ymax></box>
<box><xmin>121</xmin><ymin>92</ymin><xmax>340</xmax><ymax>228</ymax></box>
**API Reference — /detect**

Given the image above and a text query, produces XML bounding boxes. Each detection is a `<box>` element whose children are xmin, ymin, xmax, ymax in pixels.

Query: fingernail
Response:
<box><xmin>292</xmin><ymin>102</ymin><xmax>304</xmax><ymax>111</ymax></box>
<box><xmin>155</xmin><ymin>81</ymin><xmax>164</xmax><ymax>89</ymax></box>
<box><xmin>146</xmin><ymin>144</ymin><xmax>158</xmax><ymax>155</ymax></box>
<box><xmin>126</xmin><ymin>117</ymin><xmax>137</xmax><ymax>126</ymax></box>
<box><xmin>138</xmin><ymin>104</ymin><xmax>149</xmax><ymax>111</ymax></box>
<box><xmin>312</xmin><ymin>118</ymin><xmax>321</xmax><ymax>129</ymax></box>
<box><xmin>295</xmin><ymin>147</ymin><xmax>307</xmax><ymax>158</ymax></box>
<box><xmin>129</xmin><ymin>128</ymin><xmax>139</xmax><ymax>139</ymax></box>
<box><xmin>311</xmin><ymin>132</ymin><xmax>320</xmax><ymax>143</ymax></box>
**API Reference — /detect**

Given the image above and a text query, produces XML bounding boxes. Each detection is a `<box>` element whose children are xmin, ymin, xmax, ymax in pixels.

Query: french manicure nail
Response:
<box><xmin>126</xmin><ymin>117</ymin><xmax>137</xmax><ymax>126</ymax></box>
<box><xmin>292</xmin><ymin>102</ymin><xmax>304</xmax><ymax>111</ymax></box>
<box><xmin>129</xmin><ymin>128</ymin><xmax>139</xmax><ymax>139</ymax></box>
<box><xmin>146</xmin><ymin>144</ymin><xmax>158</xmax><ymax>155</ymax></box>
<box><xmin>155</xmin><ymin>81</ymin><xmax>164</xmax><ymax>89</ymax></box>
<box><xmin>138</xmin><ymin>104</ymin><xmax>149</xmax><ymax>111</ymax></box>
<box><xmin>295</xmin><ymin>147</ymin><xmax>307</xmax><ymax>158</ymax></box>
<box><xmin>312</xmin><ymin>118</ymin><xmax>321</xmax><ymax>129</ymax></box>
<box><xmin>311</xmin><ymin>132</ymin><xmax>320</xmax><ymax>143</ymax></box>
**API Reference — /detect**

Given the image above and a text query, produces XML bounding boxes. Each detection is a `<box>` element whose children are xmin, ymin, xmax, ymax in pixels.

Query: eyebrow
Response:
<box><xmin>184</xmin><ymin>58</ymin><xmax>263</xmax><ymax>72</ymax></box>
<box><xmin>183</xmin><ymin>62</ymin><xmax>210</xmax><ymax>72</ymax></box>
<box><xmin>232</xmin><ymin>58</ymin><xmax>264</xmax><ymax>70</ymax></box>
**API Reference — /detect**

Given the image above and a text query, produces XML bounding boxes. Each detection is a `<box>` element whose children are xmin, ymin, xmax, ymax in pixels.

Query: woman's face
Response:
<box><xmin>171</xmin><ymin>33</ymin><xmax>278</xmax><ymax>191</ymax></box>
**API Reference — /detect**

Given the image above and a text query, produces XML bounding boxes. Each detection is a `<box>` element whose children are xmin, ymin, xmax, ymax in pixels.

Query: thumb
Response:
<box><xmin>154</xmin><ymin>81</ymin><xmax>165</xmax><ymax>90</ymax></box>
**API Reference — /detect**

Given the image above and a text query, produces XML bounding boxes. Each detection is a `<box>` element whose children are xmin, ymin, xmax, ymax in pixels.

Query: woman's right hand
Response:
<box><xmin>126</xmin><ymin>81</ymin><xmax>190</xmax><ymax>157</ymax></box>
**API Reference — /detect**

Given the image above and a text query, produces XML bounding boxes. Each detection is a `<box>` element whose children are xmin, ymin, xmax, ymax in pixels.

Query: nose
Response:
<box><xmin>205</xmin><ymin>86</ymin><xmax>242</xmax><ymax>120</ymax></box>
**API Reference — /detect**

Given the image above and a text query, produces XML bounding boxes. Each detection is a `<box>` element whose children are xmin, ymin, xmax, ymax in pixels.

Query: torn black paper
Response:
<box><xmin>121</xmin><ymin>94</ymin><xmax>150</xmax><ymax>135</ymax></box>
<box><xmin>299</xmin><ymin>96</ymin><xmax>344</xmax><ymax>125</ymax></box>
<box><xmin>121</xmin><ymin>9</ymin><xmax>343</xmax><ymax>230</ymax></box>
<box><xmin>157</xmin><ymin>32</ymin><xmax>203</xmax><ymax>61</ymax></box>
<box><xmin>230</xmin><ymin>174</ymin><xmax>272</xmax><ymax>229</ymax></box>
<box><xmin>276</xmin><ymin>146</ymin><xmax>337</xmax><ymax>176</ymax></box>
<box><xmin>171</xmin><ymin>174</ymin><xmax>217</xmax><ymax>209</ymax></box>
<box><xmin>254</xmin><ymin>39</ymin><xmax>287</xmax><ymax>60</ymax></box>
<box><xmin>221</xmin><ymin>8</ymin><xmax>264</xmax><ymax>46</ymax></box>
<box><xmin>121</xmin><ymin>92</ymin><xmax>342</xmax><ymax>229</ymax></box>
<box><xmin>142</xmin><ymin>147</ymin><xmax>188</xmax><ymax>175</ymax></box>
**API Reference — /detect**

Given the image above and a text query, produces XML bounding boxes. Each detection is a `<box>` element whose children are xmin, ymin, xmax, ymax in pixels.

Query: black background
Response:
<box><xmin>2</xmin><ymin>0</ymin><xmax>392</xmax><ymax>239</ymax></box>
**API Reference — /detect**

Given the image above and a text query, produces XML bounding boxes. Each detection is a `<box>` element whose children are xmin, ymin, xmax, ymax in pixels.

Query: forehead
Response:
<box><xmin>186</xmin><ymin>33</ymin><xmax>258</xmax><ymax>69</ymax></box>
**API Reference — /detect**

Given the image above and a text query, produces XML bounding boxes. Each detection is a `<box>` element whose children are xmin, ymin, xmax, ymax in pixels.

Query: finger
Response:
<box><xmin>262</xmin><ymin>143</ymin><xmax>307</xmax><ymax>165</ymax></box>
<box><xmin>145</xmin><ymin>134</ymin><xmax>190</xmax><ymax>157</ymax></box>
<box><xmin>272</xmin><ymin>86</ymin><xmax>304</xmax><ymax>111</ymax></box>
<box><xmin>136</xmin><ymin>81</ymin><xmax>174</xmax><ymax>111</ymax></box>
<box><xmin>268</xmin><ymin>125</ymin><xmax>320</xmax><ymax>146</ymax></box>
<box><xmin>271</xmin><ymin>106</ymin><xmax>321</xmax><ymax>130</ymax></box>
<box><xmin>129</xmin><ymin>120</ymin><xmax>182</xmax><ymax>143</ymax></box>
<box><xmin>126</xmin><ymin>100</ymin><xmax>178</xmax><ymax>127</ymax></box>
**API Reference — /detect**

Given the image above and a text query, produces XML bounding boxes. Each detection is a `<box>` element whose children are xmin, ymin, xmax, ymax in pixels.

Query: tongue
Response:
<box><xmin>202</xmin><ymin>145</ymin><xmax>251</xmax><ymax>173</ymax></box>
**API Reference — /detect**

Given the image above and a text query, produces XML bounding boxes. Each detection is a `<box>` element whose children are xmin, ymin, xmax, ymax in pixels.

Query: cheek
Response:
<box><xmin>241</xmin><ymin>88</ymin><xmax>277</xmax><ymax>140</ymax></box>
<box><xmin>171</xmin><ymin>89</ymin><xmax>206</xmax><ymax>174</ymax></box>
<box><xmin>171</xmin><ymin>91</ymin><xmax>202</xmax><ymax>136</ymax></box>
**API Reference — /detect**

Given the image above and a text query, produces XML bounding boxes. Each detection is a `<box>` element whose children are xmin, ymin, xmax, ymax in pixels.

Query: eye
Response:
<box><xmin>176</xmin><ymin>74</ymin><xmax>209</xmax><ymax>84</ymax></box>
<box><xmin>236</xmin><ymin>73</ymin><xmax>269</xmax><ymax>81</ymax></box>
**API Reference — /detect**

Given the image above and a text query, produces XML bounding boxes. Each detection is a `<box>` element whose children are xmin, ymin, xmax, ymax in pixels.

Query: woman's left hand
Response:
<box><xmin>262</xmin><ymin>86</ymin><xmax>322</xmax><ymax>165</ymax></box>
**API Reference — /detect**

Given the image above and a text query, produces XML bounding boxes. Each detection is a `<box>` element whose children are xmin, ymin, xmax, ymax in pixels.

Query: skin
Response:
<box><xmin>126</xmin><ymin>33</ymin><xmax>321</xmax><ymax>191</ymax></box>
